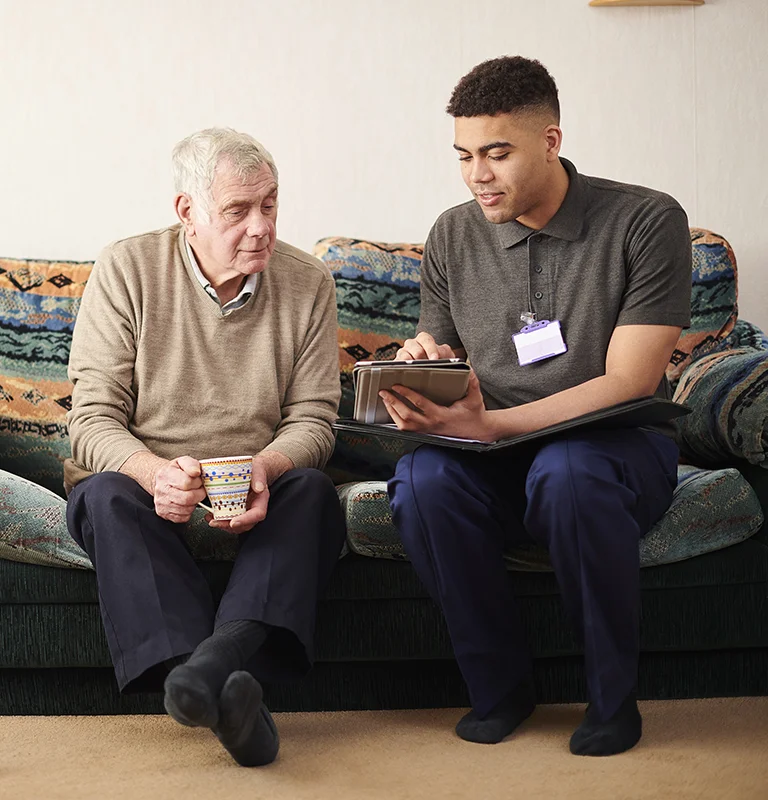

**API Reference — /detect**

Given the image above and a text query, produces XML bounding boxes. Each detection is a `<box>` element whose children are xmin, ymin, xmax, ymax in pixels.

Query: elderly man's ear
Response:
<box><xmin>174</xmin><ymin>194</ymin><xmax>195</xmax><ymax>236</ymax></box>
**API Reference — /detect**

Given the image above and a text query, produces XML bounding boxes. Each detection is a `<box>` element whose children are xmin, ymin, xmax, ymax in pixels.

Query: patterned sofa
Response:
<box><xmin>1</xmin><ymin>228</ymin><xmax>768</xmax><ymax>715</ymax></box>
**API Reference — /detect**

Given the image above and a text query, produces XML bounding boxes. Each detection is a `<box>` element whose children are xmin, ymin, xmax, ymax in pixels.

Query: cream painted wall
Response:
<box><xmin>1</xmin><ymin>0</ymin><xmax>766</xmax><ymax>329</ymax></box>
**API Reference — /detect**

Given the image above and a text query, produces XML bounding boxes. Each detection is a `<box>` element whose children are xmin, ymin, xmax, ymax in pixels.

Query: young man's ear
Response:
<box><xmin>544</xmin><ymin>125</ymin><xmax>563</xmax><ymax>162</ymax></box>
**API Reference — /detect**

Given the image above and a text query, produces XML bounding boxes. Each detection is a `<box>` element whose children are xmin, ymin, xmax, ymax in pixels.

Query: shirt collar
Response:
<box><xmin>185</xmin><ymin>237</ymin><xmax>259</xmax><ymax>309</ymax></box>
<box><xmin>496</xmin><ymin>157</ymin><xmax>585</xmax><ymax>249</ymax></box>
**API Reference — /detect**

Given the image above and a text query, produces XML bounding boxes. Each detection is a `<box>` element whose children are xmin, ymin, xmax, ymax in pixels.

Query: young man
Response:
<box><xmin>66</xmin><ymin>128</ymin><xmax>345</xmax><ymax>767</ymax></box>
<box><xmin>385</xmin><ymin>57</ymin><xmax>691</xmax><ymax>756</ymax></box>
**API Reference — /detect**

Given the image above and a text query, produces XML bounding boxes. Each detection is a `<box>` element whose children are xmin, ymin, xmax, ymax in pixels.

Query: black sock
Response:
<box><xmin>569</xmin><ymin>692</ymin><xmax>642</xmax><ymax>756</ymax></box>
<box><xmin>214</xmin><ymin>671</ymin><xmax>280</xmax><ymax>767</ymax></box>
<box><xmin>455</xmin><ymin>677</ymin><xmax>536</xmax><ymax>744</ymax></box>
<box><xmin>163</xmin><ymin>620</ymin><xmax>269</xmax><ymax>729</ymax></box>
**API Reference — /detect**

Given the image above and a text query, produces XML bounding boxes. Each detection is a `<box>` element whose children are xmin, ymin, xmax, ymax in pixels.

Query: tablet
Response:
<box><xmin>352</xmin><ymin>359</ymin><xmax>471</xmax><ymax>424</ymax></box>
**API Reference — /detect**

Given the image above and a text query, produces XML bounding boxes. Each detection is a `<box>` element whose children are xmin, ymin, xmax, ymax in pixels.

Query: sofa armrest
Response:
<box><xmin>673</xmin><ymin>346</ymin><xmax>768</xmax><ymax>469</ymax></box>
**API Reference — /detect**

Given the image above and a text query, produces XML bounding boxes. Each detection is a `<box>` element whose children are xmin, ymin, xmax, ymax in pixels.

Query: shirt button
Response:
<box><xmin>534</xmin><ymin>266</ymin><xmax>543</xmax><ymax>273</ymax></box>
<box><xmin>534</xmin><ymin>291</ymin><xmax>543</xmax><ymax>300</ymax></box>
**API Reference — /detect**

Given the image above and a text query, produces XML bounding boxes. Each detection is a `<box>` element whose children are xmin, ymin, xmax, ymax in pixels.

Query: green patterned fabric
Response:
<box><xmin>0</xmin><ymin>257</ymin><xmax>93</xmax><ymax>497</ymax></box>
<box><xmin>732</xmin><ymin>319</ymin><xmax>768</xmax><ymax>351</ymax></box>
<box><xmin>674</xmin><ymin>347</ymin><xmax>768</xmax><ymax>468</ymax></box>
<box><xmin>339</xmin><ymin>464</ymin><xmax>763</xmax><ymax>569</ymax></box>
<box><xmin>314</xmin><ymin>237</ymin><xmax>422</xmax><ymax>482</ymax></box>
<box><xmin>0</xmin><ymin>470</ymin><xmax>89</xmax><ymax>569</ymax></box>
<box><xmin>666</xmin><ymin>229</ymin><xmax>739</xmax><ymax>385</ymax></box>
<box><xmin>0</xmin><ymin>469</ymin><xmax>347</xmax><ymax>569</ymax></box>
<box><xmin>0</xmin><ymin>469</ymin><xmax>238</xmax><ymax>569</ymax></box>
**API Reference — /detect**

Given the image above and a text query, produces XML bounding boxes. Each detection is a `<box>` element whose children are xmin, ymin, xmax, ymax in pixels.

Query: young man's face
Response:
<box><xmin>453</xmin><ymin>112</ymin><xmax>561</xmax><ymax>227</ymax></box>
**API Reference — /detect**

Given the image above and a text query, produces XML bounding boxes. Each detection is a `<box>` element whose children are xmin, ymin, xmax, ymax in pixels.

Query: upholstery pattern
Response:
<box><xmin>0</xmin><ymin>258</ymin><xmax>93</xmax><ymax>496</ymax></box>
<box><xmin>339</xmin><ymin>464</ymin><xmax>764</xmax><ymax>569</ymax></box>
<box><xmin>674</xmin><ymin>347</ymin><xmax>768</xmax><ymax>468</ymax></box>
<box><xmin>666</xmin><ymin>229</ymin><xmax>739</xmax><ymax>385</ymax></box>
<box><xmin>0</xmin><ymin>469</ymin><xmax>242</xmax><ymax>569</ymax></box>
<box><xmin>0</xmin><ymin>469</ymin><xmax>347</xmax><ymax>570</ymax></box>
<box><xmin>732</xmin><ymin>319</ymin><xmax>768</xmax><ymax>351</ymax></box>
<box><xmin>315</xmin><ymin>237</ymin><xmax>422</xmax><ymax>482</ymax></box>
<box><xmin>0</xmin><ymin>469</ymin><xmax>90</xmax><ymax>569</ymax></box>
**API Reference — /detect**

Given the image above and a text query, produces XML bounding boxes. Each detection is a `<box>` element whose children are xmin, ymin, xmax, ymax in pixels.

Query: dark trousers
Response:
<box><xmin>67</xmin><ymin>468</ymin><xmax>346</xmax><ymax>692</ymax></box>
<box><xmin>388</xmin><ymin>429</ymin><xmax>679</xmax><ymax>720</ymax></box>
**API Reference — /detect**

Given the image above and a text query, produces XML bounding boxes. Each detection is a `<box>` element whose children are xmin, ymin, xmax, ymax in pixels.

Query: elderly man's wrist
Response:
<box><xmin>255</xmin><ymin>451</ymin><xmax>294</xmax><ymax>485</ymax></box>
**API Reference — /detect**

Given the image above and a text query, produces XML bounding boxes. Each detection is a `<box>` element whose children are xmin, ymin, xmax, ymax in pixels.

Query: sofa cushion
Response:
<box><xmin>666</xmin><ymin>229</ymin><xmax>739</xmax><ymax>385</ymax></box>
<box><xmin>0</xmin><ymin>469</ymin><xmax>348</xmax><ymax>570</ymax></box>
<box><xmin>0</xmin><ymin>257</ymin><xmax>93</xmax><ymax>496</ymax></box>
<box><xmin>0</xmin><ymin>469</ymin><xmax>242</xmax><ymax>569</ymax></box>
<box><xmin>674</xmin><ymin>347</ymin><xmax>768</xmax><ymax>468</ymax></box>
<box><xmin>0</xmin><ymin>470</ymin><xmax>90</xmax><ymax>569</ymax></box>
<box><xmin>340</xmin><ymin>464</ymin><xmax>764</xmax><ymax>569</ymax></box>
<box><xmin>314</xmin><ymin>237</ymin><xmax>422</xmax><ymax>482</ymax></box>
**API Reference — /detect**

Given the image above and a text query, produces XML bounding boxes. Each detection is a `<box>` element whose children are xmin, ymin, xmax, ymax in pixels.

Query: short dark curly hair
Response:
<box><xmin>447</xmin><ymin>56</ymin><xmax>560</xmax><ymax>122</ymax></box>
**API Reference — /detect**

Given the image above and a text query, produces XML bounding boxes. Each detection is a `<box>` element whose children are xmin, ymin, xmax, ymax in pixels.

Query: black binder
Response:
<box><xmin>333</xmin><ymin>396</ymin><xmax>690</xmax><ymax>452</ymax></box>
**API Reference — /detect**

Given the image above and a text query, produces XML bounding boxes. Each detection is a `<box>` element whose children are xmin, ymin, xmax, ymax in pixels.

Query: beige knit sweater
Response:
<box><xmin>65</xmin><ymin>225</ymin><xmax>340</xmax><ymax>486</ymax></box>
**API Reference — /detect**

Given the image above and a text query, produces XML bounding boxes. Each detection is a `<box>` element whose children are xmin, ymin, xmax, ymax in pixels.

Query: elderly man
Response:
<box><xmin>65</xmin><ymin>128</ymin><xmax>345</xmax><ymax>767</ymax></box>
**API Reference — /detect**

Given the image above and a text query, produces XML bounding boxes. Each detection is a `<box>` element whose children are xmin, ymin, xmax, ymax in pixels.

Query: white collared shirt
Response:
<box><xmin>186</xmin><ymin>239</ymin><xmax>259</xmax><ymax>316</ymax></box>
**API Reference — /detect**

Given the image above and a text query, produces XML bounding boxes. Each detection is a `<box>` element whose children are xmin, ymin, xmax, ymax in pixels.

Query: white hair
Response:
<box><xmin>172</xmin><ymin>127</ymin><xmax>278</xmax><ymax>222</ymax></box>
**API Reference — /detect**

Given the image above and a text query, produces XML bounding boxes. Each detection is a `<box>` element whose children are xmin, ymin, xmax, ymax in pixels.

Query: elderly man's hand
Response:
<box><xmin>205</xmin><ymin>456</ymin><xmax>270</xmax><ymax>534</ymax></box>
<box><xmin>153</xmin><ymin>456</ymin><xmax>207</xmax><ymax>523</ymax></box>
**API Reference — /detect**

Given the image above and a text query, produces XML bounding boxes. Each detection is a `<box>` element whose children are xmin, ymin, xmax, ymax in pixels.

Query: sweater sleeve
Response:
<box><xmin>67</xmin><ymin>245</ymin><xmax>151</xmax><ymax>473</ymax></box>
<box><xmin>260</xmin><ymin>273</ymin><xmax>341</xmax><ymax>470</ymax></box>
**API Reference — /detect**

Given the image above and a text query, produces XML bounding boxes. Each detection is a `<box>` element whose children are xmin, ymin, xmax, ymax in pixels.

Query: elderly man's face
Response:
<box><xmin>191</xmin><ymin>160</ymin><xmax>278</xmax><ymax>279</ymax></box>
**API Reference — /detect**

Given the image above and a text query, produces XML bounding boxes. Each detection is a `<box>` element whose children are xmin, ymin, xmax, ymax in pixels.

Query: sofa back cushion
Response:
<box><xmin>0</xmin><ymin>258</ymin><xmax>93</xmax><ymax>496</ymax></box>
<box><xmin>667</xmin><ymin>228</ymin><xmax>739</xmax><ymax>384</ymax></box>
<box><xmin>314</xmin><ymin>237</ymin><xmax>422</xmax><ymax>481</ymax></box>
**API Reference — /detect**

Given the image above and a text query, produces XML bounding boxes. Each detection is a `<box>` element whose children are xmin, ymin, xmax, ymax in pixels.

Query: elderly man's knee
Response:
<box><xmin>279</xmin><ymin>468</ymin><xmax>337</xmax><ymax>501</ymax></box>
<box><xmin>69</xmin><ymin>472</ymin><xmax>154</xmax><ymax>529</ymax></box>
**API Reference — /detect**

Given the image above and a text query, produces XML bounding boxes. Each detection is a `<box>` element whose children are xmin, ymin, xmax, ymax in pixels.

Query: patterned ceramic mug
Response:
<box><xmin>197</xmin><ymin>455</ymin><xmax>253</xmax><ymax>520</ymax></box>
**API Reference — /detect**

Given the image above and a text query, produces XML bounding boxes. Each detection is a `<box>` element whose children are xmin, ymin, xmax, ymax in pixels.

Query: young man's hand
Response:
<box><xmin>396</xmin><ymin>331</ymin><xmax>458</xmax><ymax>361</ymax></box>
<box><xmin>379</xmin><ymin>369</ymin><xmax>498</xmax><ymax>442</ymax></box>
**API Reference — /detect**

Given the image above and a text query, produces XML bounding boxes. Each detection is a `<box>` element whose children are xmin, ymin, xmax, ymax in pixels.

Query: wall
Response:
<box><xmin>1</xmin><ymin>0</ymin><xmax>766</xmax><ymax>328</ymax></box>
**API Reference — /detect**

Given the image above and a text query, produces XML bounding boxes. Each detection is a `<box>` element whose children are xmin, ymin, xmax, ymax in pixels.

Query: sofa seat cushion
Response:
<box><xmin>0</xmin><ymin>469</ymin><xmax>348</xmax><ymax>570</ymax></box>
<box><xmin>340</xmin><ymin>464</ymin><xmax>764</xmax><ymax>569</ymax></box>
<box><xmin>0</xmin><ymin>469</ymin><xmax>244</xmax><ymax>569</ymax></box>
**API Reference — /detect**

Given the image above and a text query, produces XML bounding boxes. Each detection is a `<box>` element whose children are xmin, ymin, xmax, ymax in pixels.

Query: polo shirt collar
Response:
<box><xmin>496</xmin><ymin>157</ymin><xmax>585</xmax><ymax>249</ymax></box>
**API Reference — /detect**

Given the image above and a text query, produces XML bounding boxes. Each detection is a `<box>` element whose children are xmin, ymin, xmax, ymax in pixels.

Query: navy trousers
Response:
<box><xmin>388</xmin><ymin>429</ymin><xmax>679</xmax><ymax>721</ymax></box>
<box><xmin>67</xmin><ymin>468</ymin><xmax>346</xmax><ymax>692</ymax></box>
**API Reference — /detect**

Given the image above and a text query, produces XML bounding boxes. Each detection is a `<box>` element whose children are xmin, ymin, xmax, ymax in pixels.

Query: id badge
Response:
<box><xmin>512</xmin><ymin>320</ymin><xmax>567</xmax><ymax>366</ymax></box>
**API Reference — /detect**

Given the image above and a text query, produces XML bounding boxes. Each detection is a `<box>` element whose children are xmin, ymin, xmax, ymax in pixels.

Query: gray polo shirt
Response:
<box><xmin>418</xmin><ymin>158</ymin><xmax>692</xmax><ymax>414</ymax></box>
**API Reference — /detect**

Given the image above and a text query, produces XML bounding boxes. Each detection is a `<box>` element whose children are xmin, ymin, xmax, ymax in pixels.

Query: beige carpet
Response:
<box><xmin>2</xmin><ymin>698</ymin><xmax>767</xmax><ymax>800</ymax></box>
